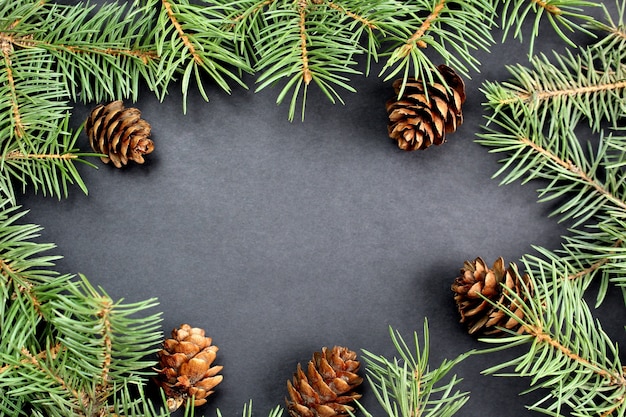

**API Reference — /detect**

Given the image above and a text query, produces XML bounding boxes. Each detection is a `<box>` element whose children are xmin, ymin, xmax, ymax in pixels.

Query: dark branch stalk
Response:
<box><xmin>97</xmin><ymin>299</ymin><xmax>113</xmax><ymax>391</ymax></box>
<box><xmin>326</xmin><ymin>2</ymin><xmax>377</xmax><ymax>29</ymax></box>
<box><xmin>519</xmin><ymin>136</ymin><xmax>626</xmax><ymax>213</ymax></box>
<box><xmin>162</xmin><ymin>0</ymin><xmax>202</xmax><ymax>64</ymax></box>
<box><xmin>531</xmin><ymin>0</ymin><xmax>562</xmax><ymax>16</ymax></box>
<box><xmin>298</xmin><ymin>0</ymin><xmax>312</xmax><ymax>84</ymax></box>
<box><xmin>399</xmin><ymin>0</ymin><xmax>445</xmax><ymax>54</ymax></box>
<box><xmin>524</xmin><ymin>324</ymin><xmax>624</xmax><ymax>383</ymax></box>
<box><xmin>5</xmin><ymin>151</ymin><xmax>78</xmax><ymax>160</ymax></box>
<box><xmin>566</xmin><ymin>240</ymin><xmax>624</xmax><ymax>281</ymax></box>
<box><xmin>499</xmin><ymin>80</ymin><xmax>626</xmax><ymax>106</ymax></box>
<box><xmin>1</xmin><ymin>38</ymin><xmax>24</xmax><ymax>139</ymax></box>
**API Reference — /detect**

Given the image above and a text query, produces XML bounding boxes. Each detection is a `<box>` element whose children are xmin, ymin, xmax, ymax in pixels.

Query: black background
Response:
<box><xmin>17</xmin><ymin>1</ymin><xmax>626</xmax><ymax>416</ymax></box>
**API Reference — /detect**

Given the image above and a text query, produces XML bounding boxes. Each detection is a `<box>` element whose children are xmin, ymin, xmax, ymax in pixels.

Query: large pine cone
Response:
<box><xmin>154</xmin><ymin>324</ymin><xmax>223</xmax><ymax>411</ymax></box>
<box><xmin>286</xmin><ymin>346</ymin><xmax>363</xmax><ymax>417</ymax></box>
<box><xmin>386</xmin><ymin>65</ymin><xmax>466</xmax><ymax>151</ymax></box>
<box><xmin>86</xmin><ymin>100</ymin><xmax>154</xmax><ymax>168</ymax></box>
<box><xmin>451</xmin><ymin>257</ymin><xmax>532</xmax><ymax>336</ymax></box>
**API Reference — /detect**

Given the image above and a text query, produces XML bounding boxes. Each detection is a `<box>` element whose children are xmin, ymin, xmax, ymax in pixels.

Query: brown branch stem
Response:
<box><xmin>1</xmin><ymin>32</ymin><xmax>158</xmax><ymax>64</ymax></box>
<box><xmin>5</xmin><ymin>151</ymin><xmax>78</xmax><ymax>160</ymax></box>
<box><xmin>519</xmin><ymin>136</ymin><xmax>626</xmax><ymax>213</ymax></box>
<box><xmin>1</xmin><ymin>38</ymin><xmax>25</xmax><ymax>139</ymax></box>
<box><xmin>298</xmin><ymin>0</ymin><xmax>312</xmax><ymax>84</ymax></box>
<box><xmin>97</xmin><ymin>299</ymin><xmax>113</xmax><ymax>388</ymax></box>
<box><xmin>531</xmin><ymin>0</ymin><xmax>562</xmax><ymax>15</ymax></box>
<box><xmin>231</xmin><ymin>0</ymin><xmax>276</xmax><ymax>24</ymax></box>
<box><xmin>0</xmin><ymin>344</ymin><xmax>62</xmax><ymax>375</ymax></box>
<box><xmin>327</xmin><ymin>2</ymin><xmax>377</xmax><ymax>29</ymax></box>
<box><xmin>20</xmin><ymin>346</ymin><xmax>87</xmax><ymax>409</ymax></box>
<box><xmin>525</xmin><ymin>324</ymin><xmax>626</xmax><ymax>386</ymax></box>
<box><xmin>566</xmin><ymin>240</ymin><xmax>624</xmax><ymax>281</ymax></box>
<box><xmin>162</xmin><ymin>0</ymin><xmax>202</xmax><ymax>65</ymax></box>
<box><xmin>400</xmin><ymin>0</ymin><xmax>445</xmax><ymax>55</ymax></box>
<box><xmin>502</xmin><ymin>80</ymin><xmax>626</xmax><ymax>106</ymax></box>
<box><xmin>0</xmin><ymin>258</ymin><xmax>44</xmax><ymax>315</ymax></box>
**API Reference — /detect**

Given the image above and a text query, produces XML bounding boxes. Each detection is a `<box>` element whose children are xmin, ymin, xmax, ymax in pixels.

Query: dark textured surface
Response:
<box><xmin>17</xmin><ymin>2</ymin><xmax>625</xmax><ymax>417</ymax></box>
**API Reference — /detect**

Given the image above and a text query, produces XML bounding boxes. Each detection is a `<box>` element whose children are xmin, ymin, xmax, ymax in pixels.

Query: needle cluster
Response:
<box><xmin>0</xmin><ymin>203</ymin><xmax>167</xmax><ymax>416</ymax></box>
<box><xmin>474</xmin><ymin>1</ymin><xmax>626</xmax><ymax>415</ymax></box>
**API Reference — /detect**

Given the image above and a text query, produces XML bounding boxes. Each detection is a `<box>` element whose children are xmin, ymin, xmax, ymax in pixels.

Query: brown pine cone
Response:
<box><xmin>386</xmin><ymin>65</ymin><xmax>466</xmax><ymax>151</ymax></box>
<box><xmin>286</xmin><ymin>346</ymin><xmax>362</xmax><ymax>417</ymax></box>
<box><xmin>451</xmin><ymin>257</ymin><xmax>532</xmax><ymax>336</ymax></box>
<box><xmin>154</xmin><ymin>324</ymin><xmax>223</xmax><ymax>411</ymax></box>
<box><xmin>86</xmin><ymin>100</ymin><xmax>154</xmax><ymax>168</ymax></box>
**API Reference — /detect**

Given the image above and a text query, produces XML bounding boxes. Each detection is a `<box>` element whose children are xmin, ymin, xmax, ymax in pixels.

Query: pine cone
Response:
<box><xmin>154</xmin><ymin>324</ymin><xmax>223</xmax><ymax>412</ymax></box>
<box><xmin>286</xmin><ymin>346</ymin><xmax>363</xmax><ymax>417</ymax></box>
<box><xmin>386</xmin><ymin>65</ymin><xmax>466</xmax><ymax>151</ymax></box>
<box><xmin>451</xmin><ymin>257</ymin><xmax>532</xmax><ymax>336</ymax></box>
<box><xmin>86</xmin><ymin>100</ymin><xmax>154</xmax><ymax>168</ymax></box>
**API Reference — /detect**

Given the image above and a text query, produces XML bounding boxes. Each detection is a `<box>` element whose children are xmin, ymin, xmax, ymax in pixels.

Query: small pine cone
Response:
<box><xmin>386</xmin><ymin>65</ymin><xmax>466</xmax><ymax>151</ymax></box>
<box><xmin>86</xmin><ymin>100</ymin><xmax>154</xmax><ymax>168</ymax></box>
<box><xmin>451</xmin><ymin>257</ymin><xmax>532</xmax><ymax>336</ymax></box>
<box><xmin>286</xmin><ymin>346</ymin><xmax>363</xmax><ymax>417</ymax></box>
<box><xmin>154</xmin><ymin>324</ymin><xmax>223</xmax><ymax>412</ymax></box>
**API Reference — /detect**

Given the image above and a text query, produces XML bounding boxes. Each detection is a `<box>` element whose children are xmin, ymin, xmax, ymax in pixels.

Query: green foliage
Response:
<box><xmin>377</xmin><ymin>0</ymin><xmax>495</xmax><ymax>88</ymax></box>
<box><xmin>155</xmin><ymin>0</ymin><xmax>252</xmax><ymax>112</ymax></box>
<box><xmin>479</xmin><ymin>255</ymin><xmax>626</xmax><ymax>416</ymax></box>
<box><xmin>231</xmin><ymin>0</ymin><xmax>394</xmax><ymax>120</ymax></box>
<box><xmin>28</xmin><ymin>0</ymin><xmax>160</xmax><ymax>103</ymax></box>
<box><xmin>229</xmin><ymin>0</ymin><xmax>606</xmax><ymax>120</ymax></box>
<box><xmin>473</xmin><ymin>1</ymin><xmax>626</xmax><ymax>415</ymax></box>
<box><xmin>357</xmin><ymin>322</ymin><xmax>471</xmax><ymax>417</ymax></box>
<box><xmin>0</xmin><ymin>203</ymin><xmax>168</xmax><ymax>416</ymax></box>
<box><xmin>477</xmin><ymin>0</ymin><xmax>626</xmax><ymax>304</ymax></box>
<box><xmin>0</xmin><ymin>0</ymin><xmax>252</xmax><ymax>205</ymax></box>
<box><xmin>498</xmin><ymin>0</ymin><xmax>599</xmax><ymax>55</ymax></box>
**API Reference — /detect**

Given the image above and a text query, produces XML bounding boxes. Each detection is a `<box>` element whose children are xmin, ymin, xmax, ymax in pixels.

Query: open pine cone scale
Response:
<box><xmin>386</xmin><ymin>65</ymin><xmax>466</xmax><ymax>151</ymax></box>
<box><xmin>452</xmin><ymin>257</ymin><xmax>532</xmax><ymax>336</ymax></box>
<box><xmin>287</xmin><ymin>346</ymin><xmax>362</xmax><ymax>417</ymax></box>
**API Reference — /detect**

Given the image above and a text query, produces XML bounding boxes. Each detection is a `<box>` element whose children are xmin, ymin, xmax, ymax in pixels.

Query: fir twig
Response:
<box><xmin>379</xmin><ymin>0</ymin><xmax>495</xmax><ymax>93</ymax></box>
<box><xmin>0</xmin><ymin>203</ymin><xmax>167</xmax><ymax>416</ymax></box>
<box><xmin>357</xmin><ymin>321</ymin><xmax>471</xmax><ymax>417</ymax></box>
<box><xmin>155</xmin><ymin>0</ymin><xmax>252</xmax><ymax>112</ymax></box>
<box><xmin>498</xmin><ymin>0</ymin><xmax>599</xmax><ymax>55</ymax></box>
<box><xmin>479</xmin><ymin>259</ymin><xmax>626</xmax><ymax>416</ymax></box>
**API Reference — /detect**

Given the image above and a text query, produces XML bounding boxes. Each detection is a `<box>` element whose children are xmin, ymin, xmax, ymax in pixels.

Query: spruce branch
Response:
<box><xmin>478</xmin><ymin>110</ymin><xmax>626</xmax><ymax>227</ymax></box>
<box><xmin>0</xmin><ymin>203</ymin><xmax>168</xmax><ymax>416</ymax></box>
<box><xmin>16</xmin><ymin>0</ymin><xmax>161</xmax><ymax>103</ymax></box>
<box><xmin>356</xmin><ymin>321</ymin><xmax>471</xmax><ymax>417</ymax></box>
<box><xmin>479</xmin><ymin>256</ymin><xmax>626</xmax><ymax>416</ymax></box>
<box><xmin>379</xmin><ymin>0</ymin><xmax>495</xmax><ymax>93</ymax></box>
<box><xmin>481</xmin><ymin>46</ymin><xmax>626</xmax><ymax>137</ymax></box>
<box><xmin>240</xmin><ymin>0</ymin><xmax>389</xmax><ymax>120</ymax></box>
<box><xmin>498</xmin><ymin>0</ymin><xmax>599</xmax><ymax>56</ymax></box>
<box><xmin>477</xmin><ymin>3</ymin><xmax>626</xmax><ymax>306</ymax></box>
<box><xmin>0</xmin><ymin>114</ymin><xmax>98</xmax><ymax>205</ymax></box>
<box><xmin>155</xmin><ymin>0</ymin><xmax>252</xmax><ymax>112</ymax></box>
